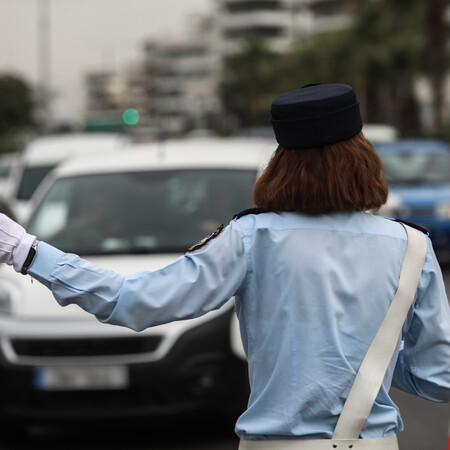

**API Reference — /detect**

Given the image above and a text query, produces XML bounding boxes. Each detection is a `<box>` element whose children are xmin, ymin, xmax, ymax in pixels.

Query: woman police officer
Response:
<box><xmin>0</xmin><ymin>84</ymin><xmax>449</xmax><ymax>448</ymax></box>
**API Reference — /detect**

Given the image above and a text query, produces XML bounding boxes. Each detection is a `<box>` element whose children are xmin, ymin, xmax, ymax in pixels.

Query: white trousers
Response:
<box><xmin>239</xmin><ymin>436</ymin><xmax>399</xmax><ymax>450</ymax></box>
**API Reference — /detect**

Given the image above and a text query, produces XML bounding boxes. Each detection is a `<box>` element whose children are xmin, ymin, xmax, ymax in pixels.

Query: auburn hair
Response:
<box><xmin>252</xmin><ymin>132</ymin><xmax>388</xmax><ymax>215</ymax></box>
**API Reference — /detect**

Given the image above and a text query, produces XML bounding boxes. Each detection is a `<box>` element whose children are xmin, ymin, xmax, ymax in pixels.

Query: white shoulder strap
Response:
<box><xmin>332</xmin><ymin>224</ymin><xmax>428</xmax><ymax>439</ymax></box>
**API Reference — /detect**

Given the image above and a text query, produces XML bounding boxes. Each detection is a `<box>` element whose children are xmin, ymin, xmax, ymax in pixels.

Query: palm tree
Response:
<box><xmin>220</xmin><ymin>39</ymin><xmax>282</xmax><ymax>128</ymax></box>
<box><xmin>285</xmin><ymin>0</ymin><xmax>426</xmax><ymax>132</ymax></box>
<box><xmin>427</xmin><ymin>0</ymin><xmax>446</xmax><ymax>130</ymax></box>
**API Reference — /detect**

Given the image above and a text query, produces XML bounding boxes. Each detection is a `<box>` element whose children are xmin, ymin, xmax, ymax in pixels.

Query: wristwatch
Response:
<box><xmin>21</xmin><ymin>239</ymin><xmax>40</xmax><ymax>275</ymax></box>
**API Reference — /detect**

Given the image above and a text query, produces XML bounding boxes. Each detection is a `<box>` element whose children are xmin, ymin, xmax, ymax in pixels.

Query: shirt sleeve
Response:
<box><xmin>28</xmin><ymin>221</ymin><xmax>247</xmax><ymax>331</ymax></box>
<box><xmin>392</xmin><ymin>239</ymin><xmax>450</xmax><ymax>402</ymax></box>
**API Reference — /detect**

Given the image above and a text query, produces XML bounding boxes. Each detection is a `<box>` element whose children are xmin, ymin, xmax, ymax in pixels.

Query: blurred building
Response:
<box><xmin>140</xmin><ymin>28</ymin><xmax>222</xmax><ymax>135</ymax></box>
<box><xmin>217</xmin><ymin>0</ymin><xmax>294</xmax><ymax>53</ymax></box>
<box><xmin>83</xmin><ymin>0</ymin><xmax>360</xmax><ymax>136</ymax></box>
<box><xmin>293</xmin><ymin>0</ymin><xmax>358</xmax><ymax>38</ymax></box>
<box><xmin>83</xmin><ymin>17</ymin><xmax>221</xmax><ymax>137</ymax></box>
<box><xmin>216</xmin><ymin>0</ymin><xmax>358</xmax><ymax>54</ymax></box>
<box><xmin>85</xmin><ymin>72</ymin><xmax>126</xmax><ymax>132</ymax></box>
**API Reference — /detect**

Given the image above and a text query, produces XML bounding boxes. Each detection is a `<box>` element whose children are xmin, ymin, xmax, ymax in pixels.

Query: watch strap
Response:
<box><xmin>21</xmin><ymin>239</ymin><xmax>40</xmax><ymax>275</ymax></box>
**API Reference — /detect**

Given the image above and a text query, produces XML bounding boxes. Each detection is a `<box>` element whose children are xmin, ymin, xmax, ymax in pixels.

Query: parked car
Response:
<box><xmin>375</xmin><ymin>139</ymin><xmax>450</xmax><ymax>259</ymax></box>
<box><xmin>0</xmin><ymin>137</ymin><xmax>275</xmax><ymax>429</ymax></box>
<box><xmin>8</xmin><ymin>133</ymin><xmax>130</xmax><ymax>223</ymax></box>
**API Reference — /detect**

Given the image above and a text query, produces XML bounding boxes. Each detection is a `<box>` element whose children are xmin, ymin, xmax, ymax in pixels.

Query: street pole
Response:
<box><xmin>38</xmin><ymin>0</ymin><xmax>52</xmax><ymax>132</ymax></box>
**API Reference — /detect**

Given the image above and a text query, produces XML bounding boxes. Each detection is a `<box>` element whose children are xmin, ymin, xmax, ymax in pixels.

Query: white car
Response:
<box><xmin>8</xmin><ymin>133</ymin><xmax>130</xmax><ymax>223</ymax></box>
<box><xmin>0</xmin><ymin>137</ymin><xmax>274</xmax><ymax>427</ymax></box>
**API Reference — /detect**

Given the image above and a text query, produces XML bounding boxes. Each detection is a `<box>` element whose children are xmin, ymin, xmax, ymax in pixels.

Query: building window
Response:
<box><xmin>226</xmin><ymin>26</ymin><xmax>284</xmax><ymax>39</ymax></box>
<box><xmin>225</xmin><ymin>1</ymin><xmax>284</xmax><ymax>13</ymax></box>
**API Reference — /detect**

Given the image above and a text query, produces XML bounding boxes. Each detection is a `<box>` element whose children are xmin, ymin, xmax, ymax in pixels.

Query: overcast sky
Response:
<box><xmin>0</xmin><ymin>0</ymin><xmax>214</xmax><ymax>123</ymax></box>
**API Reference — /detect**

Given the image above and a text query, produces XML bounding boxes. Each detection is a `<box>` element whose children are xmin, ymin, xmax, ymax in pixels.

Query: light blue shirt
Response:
<box><xmin>29</xmin><ymin>211</ymin><xmax>450</xmax><ymax>440</ymax></box>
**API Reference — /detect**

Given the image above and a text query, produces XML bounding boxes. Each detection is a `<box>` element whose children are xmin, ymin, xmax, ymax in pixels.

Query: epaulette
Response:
<box><xmin>186</xmin><ymin>224</ymin><xmax>224</xmax><ymax>253</ymax></box>
<box><xmin>233</xmin><ymin>208</ymin><xmax>267</xmax><ymax>220</ymax></box>
<box><xmin>393</xmin><ymin>218</ymin><xmax>429</xmax><ymax>235</ymax></box>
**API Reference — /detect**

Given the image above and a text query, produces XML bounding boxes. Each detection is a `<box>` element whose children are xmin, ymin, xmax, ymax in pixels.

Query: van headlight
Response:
<box><xmin>436</xmin><ymin>202</ymin><xmax>450</xmax><ymax>220</ymax></box>
<box><xmin>0</xmin><ymin>279</ymin><xmax>22</xmax><ymax>315</ymax></box>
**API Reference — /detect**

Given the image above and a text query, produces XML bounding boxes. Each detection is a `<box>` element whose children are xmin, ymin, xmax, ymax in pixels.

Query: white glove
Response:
<box><xmin>0</xmin><ymin>213</ymin><xmax>36</xmax><ymax>273</ymax></box>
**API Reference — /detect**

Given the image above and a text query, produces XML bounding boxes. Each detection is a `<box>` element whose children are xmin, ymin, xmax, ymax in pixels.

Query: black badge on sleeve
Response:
<box><xmin>186</xmin><ymin>224</ymin><xmax>224</xmax><ymax>253</ymax></box>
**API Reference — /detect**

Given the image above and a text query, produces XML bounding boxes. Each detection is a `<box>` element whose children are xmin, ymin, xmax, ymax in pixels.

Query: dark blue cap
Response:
<box><xmin>271</xmin><ymin>83</ymin><xmax>363</xmax><ymax>149</ymax></box>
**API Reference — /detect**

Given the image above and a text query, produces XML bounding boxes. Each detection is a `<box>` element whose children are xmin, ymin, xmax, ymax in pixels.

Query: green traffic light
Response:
<box><xmin>122</xmin><ymin>108</ymin><xmax>139</xmax><ymax>125</ymax></box>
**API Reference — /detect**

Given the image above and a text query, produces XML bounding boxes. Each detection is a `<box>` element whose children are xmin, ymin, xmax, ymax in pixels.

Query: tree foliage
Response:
<box><xmin>345</xmin><ymin>0</ymin><xmax>426</xmax><ymax>130</ymax></box>
<box><xmin>0</xmin><ymin>74</ymin><xmax>34</xmax><ymax>134</ymax></box>
<box><xmin>219</xmin><ymin>39</ymin><xmax>282</xmax><ymax>128</ymax></box>
<box><xmin>219</xmin><ymin>0</ymin><xmax>432</xmax><ymax>134</ymax></box>
<box><xmin>0</xmin><ymin>74</ymin><xmax>35</xmax><ymax>154</ymax></box>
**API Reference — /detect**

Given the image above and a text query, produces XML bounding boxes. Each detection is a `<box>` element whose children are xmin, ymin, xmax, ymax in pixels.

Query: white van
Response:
<box><xmin>0</xmin><ymin>137</ymin><xmax>274</xmax><ymax>428</ymax></box>
<box><xmin>9</xmin><ymin>133</ymin><xmax>130</xmax><ymax>223</ymax></box>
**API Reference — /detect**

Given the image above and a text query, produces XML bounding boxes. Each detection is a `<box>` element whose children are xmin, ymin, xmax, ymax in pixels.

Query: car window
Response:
<box><xmin>17</xmin><ymin>165</ymin><xmax>56</xmax><ymax>200</ymax></box>
<box><xmin>0</xmin><ymin>164</ymin><xmax>12</xmax><ymax>178</ymax></box>
<box><xmin>379</xmin><ymin>151</ymin><xmax>450</xmax><ymax>185</ymax></box>
<box><xmin>27</xmin><ymin>169</ymin><xmax>256</xmax><ymax>255</ymax></box>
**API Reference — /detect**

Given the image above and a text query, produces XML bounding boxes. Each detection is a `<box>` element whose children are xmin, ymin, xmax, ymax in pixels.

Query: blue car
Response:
<box><xmin>375</xmin><ymin>140</ymin><xmax>450</xmax><ymax>258</ymax></box>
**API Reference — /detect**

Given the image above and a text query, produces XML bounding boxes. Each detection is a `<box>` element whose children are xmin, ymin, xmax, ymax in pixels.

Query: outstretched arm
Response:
<box><xmin>0</xmin><ymin>213</ymin><xmax>247</xmax><ymax>331</ymax></box>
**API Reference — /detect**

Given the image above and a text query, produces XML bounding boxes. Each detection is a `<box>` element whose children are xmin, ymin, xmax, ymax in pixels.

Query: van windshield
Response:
<box><xmin>17</xmin><ymin>165</ymin><xmax>55</xmax><ymax>200</ymax></box>
<box><xmin>27</xmin><ymin>169</ymin><xmax>256</xmax><ymax>255</ymax></box>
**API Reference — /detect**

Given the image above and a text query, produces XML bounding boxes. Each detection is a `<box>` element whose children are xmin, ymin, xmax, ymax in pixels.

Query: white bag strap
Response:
<box><xmin>332</xmin><ymin>224</ymin><xmax>428</xmax><ymax>439</ymax></box>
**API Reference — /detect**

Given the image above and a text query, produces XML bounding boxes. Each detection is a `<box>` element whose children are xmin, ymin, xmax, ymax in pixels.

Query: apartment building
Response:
<box><xmin>141</xmin><ymin>34</ymin><xmax>221</xmax><ymax>134</ymax></box>
<box><xmin>217</xmin><ymin>0</ymin><xmax>358</xmax><ymax>53</ymax></box>
<box><xmin>84</xmin><ymin>72</ymin><xmax>126</xmax><ymax>132</ymax></box>
<box><xmin>83</xmin><ymin>0</ymin><xmax>358</xmax><ymax>135</ymax></box>
<box><xmin>217</xmin><ymin>0</ymin><xmax>294</xmax><ymax>53</ymax></box>
<box><xmin>292</xmin><ymin>0</ymin><xmax>359</xmax><ymax>38</ymax></box>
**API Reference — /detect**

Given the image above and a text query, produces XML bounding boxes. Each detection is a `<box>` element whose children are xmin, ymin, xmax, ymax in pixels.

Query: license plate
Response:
<box><xmin>34</xmin><ymin>366</ymin><xmax>128</xmax><ymax>391</ymax></box>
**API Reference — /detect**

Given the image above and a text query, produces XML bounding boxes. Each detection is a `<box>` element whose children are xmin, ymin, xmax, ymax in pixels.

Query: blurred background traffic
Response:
<box><xmin>0</xmin><ymin>0</ymin><xmax>448</xmax><ymax>150</ymax></box>
<box><xmin>0</xmin><ymin>1</ymin><xmax>449</xmax><ymax>449</ymax></box>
